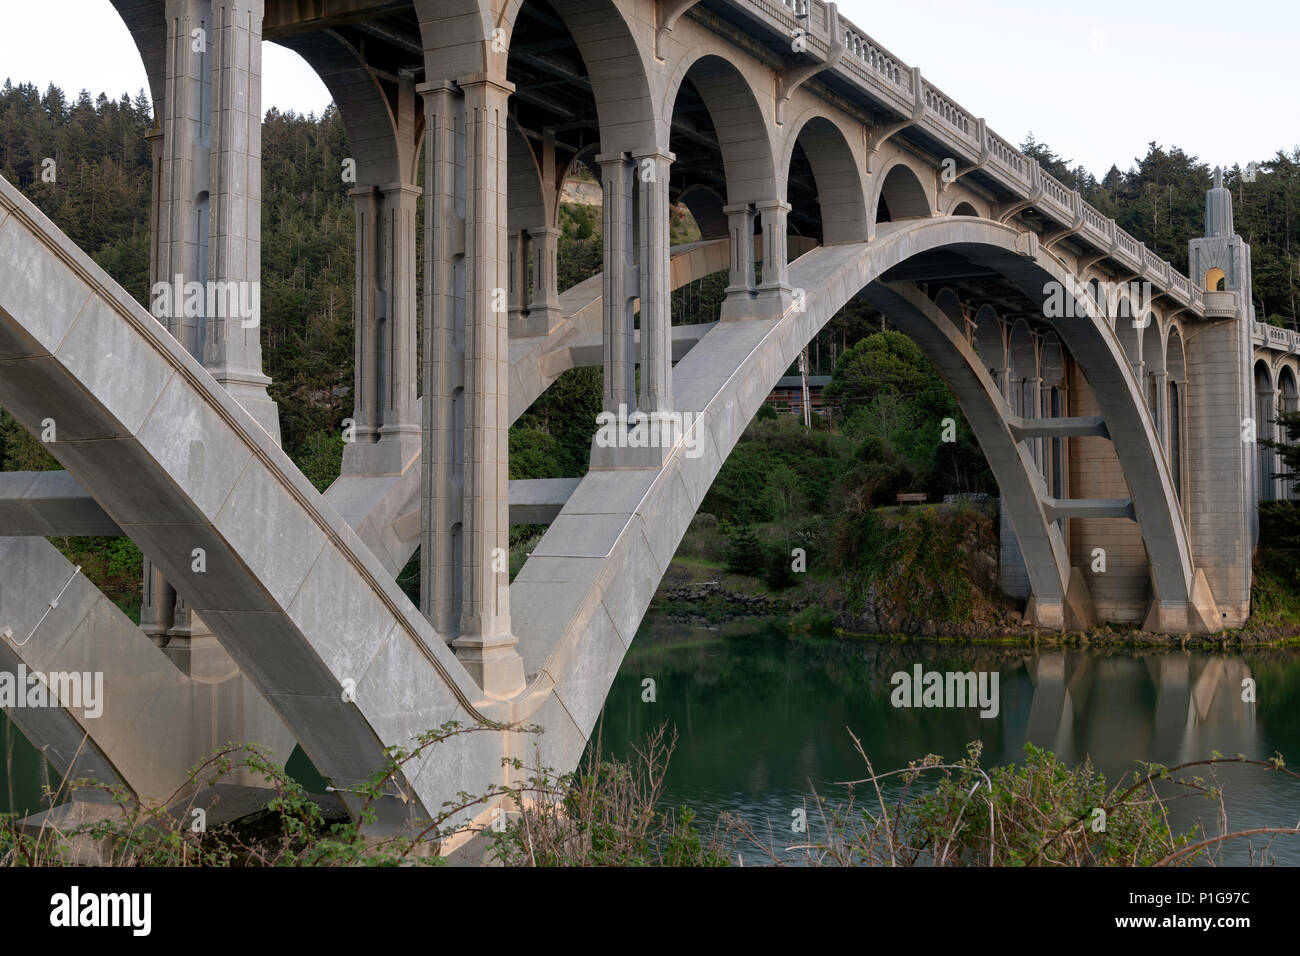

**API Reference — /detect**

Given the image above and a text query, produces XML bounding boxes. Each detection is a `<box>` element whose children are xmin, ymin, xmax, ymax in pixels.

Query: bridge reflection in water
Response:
<box><xmin>598</xmin><ymin>616</ymin><xmax>1298</xmax><ymax>864</ymax></box>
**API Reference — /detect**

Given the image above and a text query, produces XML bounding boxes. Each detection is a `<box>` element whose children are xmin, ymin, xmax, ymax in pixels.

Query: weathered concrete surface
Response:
<box><xmin>0</xmin><ymin>176</ymin><xmax>506</xmax><ymax>830</ymax></box>
<box><xmin>0</xmin><ymin>536</ymin><xmax>296</xmax><ymax>801</ymax></box>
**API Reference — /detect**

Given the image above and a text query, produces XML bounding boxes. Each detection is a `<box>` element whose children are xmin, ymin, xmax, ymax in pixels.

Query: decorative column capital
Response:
<box><xmin>415</xmin><ymin>78</ymin><xmax>459</xmax><ymax>96</ymax></box>
<box><xmin>455</xmin><ymin>73</ymin><xmax>516</xmax><ymax>97</ymax></box>
<box><xmin>629</xmin><ymin>146</ymin><xmax>676</xmax><ymax>164</ymax></box>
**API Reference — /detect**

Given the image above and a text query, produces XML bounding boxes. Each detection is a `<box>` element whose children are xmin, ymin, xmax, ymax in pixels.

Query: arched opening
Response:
<box><xmin>875</xmin><ymin>163</ymin><xmax>930</xmax><ymax>224</ymax></box>
<box><xmin>784</xmin><ymin>116</ymin><xmax>867</xmax><ymax>244</ymax></box>
<box><xmin>951</xmin><ymin>201</ymin><xmax>978</xmax><ymax>217</ymax></box>
<box><xmin>1009</xmin><ymin>320</ymin><xmax>1038</xmax><ymax>423</ymax></box>
<box><xmin>934</xmin><ymin>288</ymin><xmax>965</xmax><ymax>331</ymax></box>
<box><xmin>676</xmin><ymin>184</ymin><xmax>728</xmax><ymax>240</ymax></box>
<box><xmin>1256</xmin><ymin>359</ymin><xmax>1276</xmax><ymax>501</ymax></box>
<box><xmin>973</xmin><ymin>304</ymin><xmax>1005</xmax><ymax>394</ymax></box>
<box><xmin>1205</xmin><ymin>267</ymin><xmax>1226</xmax><ymax>292</ymax></box>
<box><xmin>1166</xmin><ymin>327</ymin><xmax>1186</xmax><ymax>503</ymax></box>
<box><xmin>1114</xmin><ymin>292</ymin><xmax>1142</xmax><ymax>376</ymax></box>
<box><xmin>1280</xmin><ymin>366</ymin><xmax>1299</xmax><ymax>501</ymax></box>
<box><xmin>1141</xmin><ymin>315</ymin><xmax>1164</xmax><ymax>431</ymax></box>
<box><xmin>670</xmin><ymin>56</ymin><xmax>774</xmax><ymax>208</ymax></box>
<box><xmin>1041</xmin><ymin>332</ymin><xmax>1066</xmax><ymax>497</ymax></box>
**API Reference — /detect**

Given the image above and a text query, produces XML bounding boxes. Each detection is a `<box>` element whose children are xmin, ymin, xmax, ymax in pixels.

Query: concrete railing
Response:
<box><xmin>731</xmin><ymin>0</ymin><xmax>1204</xmax><ymax>316</ymax></box>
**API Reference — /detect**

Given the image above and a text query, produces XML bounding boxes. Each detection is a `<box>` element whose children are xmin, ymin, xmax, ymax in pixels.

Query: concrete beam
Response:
<box><xmin>1043</xmin><ymin>497</ymin><xmax>1136</xmax><ymax>522</ymax></box>
<box><xmin>1008</xmin><ymin>415</ymin><xmax>1108</xmax><ymax>441</ymax></box>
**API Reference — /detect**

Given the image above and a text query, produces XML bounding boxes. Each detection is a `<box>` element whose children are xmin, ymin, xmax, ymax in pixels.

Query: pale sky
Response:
<box><xmin>2</xmin><ymin>0</ymin><xmax>1296</xmax><ymax>177</ymax></box>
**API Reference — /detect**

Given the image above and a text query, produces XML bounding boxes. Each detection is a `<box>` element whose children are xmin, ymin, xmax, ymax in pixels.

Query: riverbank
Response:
<box><xmin>653</xmin><ymin>509</ymin><xmax>1300</xmax><ymax>649</ymax></box>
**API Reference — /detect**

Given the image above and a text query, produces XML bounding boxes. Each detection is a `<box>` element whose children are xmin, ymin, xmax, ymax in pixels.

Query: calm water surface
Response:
<box><xmin>590</xmin><ymin>614</ymin><xmax>1300</xmax><ymax>865</ymax></box>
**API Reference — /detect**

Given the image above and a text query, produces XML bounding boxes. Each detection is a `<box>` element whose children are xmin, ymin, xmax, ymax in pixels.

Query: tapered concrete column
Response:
<box><xmin>203</xmin><ymin>0</ymin><xmax>280</xmax><ymax>442</ymax></box>
<box><xmin>633</xmin><ymin>147</ymin><xmax>674</xmax><ymax>415</ymax></box>
<box><xmin>417</xmin><ymin>80</ymin><xmax>466</xmax><ymax>641</ymax></box>
<box><xmin>526</xmin><ymin>225</ymin><xmax>562</xmax><ymax>334</ymax></box>
<box><xmin>452</xmin><ymin>73</ymin><xmax>524</xmax><ymax>698</ymax></box>
<box><xmin>755</xmin><ymin>199</ymin><xmax>793</xmax><ymax>314</ymax></box>
<box><xmin>597</xmin><ymin>152</ymin><xmax>636</xmax><ymax>415</ymax></box>
<box><xmin>720</xmin><ymin>201</ymin><xmax>755</xmax><ymax>320</ymax></box>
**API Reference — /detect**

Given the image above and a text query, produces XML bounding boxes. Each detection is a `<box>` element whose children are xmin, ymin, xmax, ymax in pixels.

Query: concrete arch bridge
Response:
<box><xmin>0</xmin><ymin>0</ymin><xmax>1291</xmax><ymax>835</ymax></box>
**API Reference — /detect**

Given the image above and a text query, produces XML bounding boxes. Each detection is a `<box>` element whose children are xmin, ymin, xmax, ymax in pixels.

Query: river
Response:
<box><xmin>590</xmin><ymin>613</ymin><xmax>1300</xmax><ymax>865</ymax></box>
<box><xmin>1</xmin><ymin>613</ymin><xmax>1295</xmax><ymax>865</ymax></box>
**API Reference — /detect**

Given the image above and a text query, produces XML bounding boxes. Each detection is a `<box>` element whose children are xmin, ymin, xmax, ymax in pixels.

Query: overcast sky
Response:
<box><xmin>2</xmin><ymin>0</ymin><xmax>1295</xmax><ymax>178</ymax></box>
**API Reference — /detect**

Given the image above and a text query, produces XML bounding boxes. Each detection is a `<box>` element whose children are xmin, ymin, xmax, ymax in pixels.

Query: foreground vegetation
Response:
<box><xmin>2</xmin><ymin>722</ymin><xmax>1297</xmax><ymax>867</ymax></box>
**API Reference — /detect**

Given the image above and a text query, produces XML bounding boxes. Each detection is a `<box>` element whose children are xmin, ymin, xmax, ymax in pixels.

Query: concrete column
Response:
<box><xmin>1151</xmin><ymin>370</ymin><xmax>1169</xmax><ymax>455</ymax></box>
<box><xmin>140</xmin><ymin>560</ymin><xmax>175</xmax><ymax>647</ymax></box>
<box><xmin>526</xmin><ymin>225</ymin><xmax>562</xmax><ymax>334</ymax></box>
<box><xmin>344</xmin><ymin>177</ymin><xmax>421</xmax><ymax>476</ymax></box>
<box><xmin>755</xmin><ymin>199</ymin><xmax>793</xmax><ymax>314</ymax></box>
<box><xmin>349</xmin><ymin>185</ymin><xmax>382</xmax><ymax>446</ymax></box>
<box><xmin>597</xmin><ymin>152</ymin><xmax>636</xmax><ymax>415</ymax></box>
<box><xmin>155</xmin><ymin>0</ymin><xmax>206</xmax><ymax>355</ymax></box>
<box><xmin>151</xmin><ymin>0</ymin><xmax>221</xmax><ymax>650</ymax></box>
<box><xmin>375</xmin><ymin>181</ymin><xmax>422</xmax><ymax>464</ymax></box>
<box><xmin>633</xmin><ymin>147</ymin><xmax>674</xmax><ymax>415</ymax></box>
<box><xmin>203</xmin><ymin>0</ymin><xmax>280</xmax><ymax>442</ymax></box>
<box><xmin>1024</xmin><ymin>376</ymin><xmax>1042</xmax><ymax>467</ymax></box>
<box><xmin>507</xmin><ymin>228</ymin><xmax>527</xmax><ymax>327</ymax></box>
<box><xmin>720</xmin><ymin>201</ymin><xmax>755</xmax><ymax>320</ymax></box>
<box><xmin>994</xmin><ymin>367</ymin><xmax>1011</xmax><ymax>405</ymax></box>
<box><xmin>452</xmin><ymin>73</ymin><xmax>524</xmax><ymax>698</ymax></box>
<box><xmin>141</xmin><ymin>120</ymin><xmax>175</xmax><ymax>648</ymax></box>
<box><xmin>417</xmin><ymin>80</ymin><xmax>466</xmax><ymax>641</ymax></box>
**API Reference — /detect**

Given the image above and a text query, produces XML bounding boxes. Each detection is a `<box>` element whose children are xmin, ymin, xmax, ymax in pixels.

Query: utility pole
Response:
<box><xmin>799</xmin><ymin>345</ymin><xmax>811</xmax><ymax>428</ymax></box>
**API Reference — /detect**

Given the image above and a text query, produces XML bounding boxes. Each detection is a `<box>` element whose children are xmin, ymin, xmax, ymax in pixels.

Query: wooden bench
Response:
<box><xmin>896</xmin><ymin>492</ymin><xmax>928</xmax><ymax>505</ymax></box>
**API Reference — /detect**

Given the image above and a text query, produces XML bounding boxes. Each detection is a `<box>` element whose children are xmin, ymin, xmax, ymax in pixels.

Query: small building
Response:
<box><xmin>766</xmin><ymin>375</ymin><xmax>831</xmax><ymax>416</ymax></box>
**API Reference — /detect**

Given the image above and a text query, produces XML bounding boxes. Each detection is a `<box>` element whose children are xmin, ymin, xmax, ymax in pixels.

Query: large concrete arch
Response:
<box><xmin>780</xmin><ymin>115</ymin><xmax>868</xmax><ymax>244</ymax></box>
<box><xmin>513</xmin><ymin>216</ymin><xmax>1218</xmax><ymax>784</ymax></box>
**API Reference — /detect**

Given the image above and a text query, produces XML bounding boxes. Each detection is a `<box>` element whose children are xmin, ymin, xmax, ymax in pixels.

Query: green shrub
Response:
<box><xmin>724</xmin><ymin>525</ymin><xmax>764</xmax><ymax>577</ymax></box>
